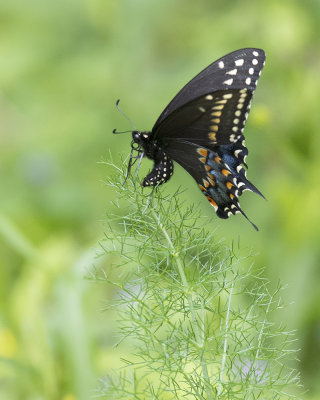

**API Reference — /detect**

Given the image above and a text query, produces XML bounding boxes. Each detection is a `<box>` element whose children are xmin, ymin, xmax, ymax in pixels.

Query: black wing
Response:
<box><xmin>153</xmin><ymin>88</ymin><xmax>254</xmax><ymax>148</ymax></box>
<box><xmin>164</xmin><ymin>140</ymin><xmax>259</xmax><ymax>230</ymax></box>
<box><xmin>153</xmin><ymin>48</ymin><xmax>265</xmax><ymax>131</ymax></box>
<box><xmin>150</xmin><ymin>48</ymin><xmax>266</xmax><ymax>227</ymax></box>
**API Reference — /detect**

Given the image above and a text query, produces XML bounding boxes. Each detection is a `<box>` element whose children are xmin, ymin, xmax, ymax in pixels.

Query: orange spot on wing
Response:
<box><xmin>208</xmin><ymin>177</ymin><xmax>215</xmax><ymax>186</ymax></box>
<box><xmin>204</xmin><ymin>165</ymin><xmax>211</xmax><ymax>171</ymax></box>
<box><xmin>197</xmin><ymin>148</ymin><xmax>208</xmax><ymax>157</ymax></box>
<box><xmin>199</xmin><ymin>184</ymin><xmax>206</xmax><ymax>192</ymax></box>
<box><xmin>214</xmin><ymin>156</ymin><xmax>221</xmax><ymax>163</ymax></box>
<box><xmin>226</xmin><ymin>181</ymin><xmax>233</xmax><ymax>190</ymax></box>
<box><xmin>222</xmin><ymin>169</ymin><xmax>231</xmax><ymax>176</ymax></box>
<box><xmin>206</xmin><ymin>196</ymin><xmax>217</xmax><ymax>208</ymax></box>
<box><xmin>208</xmin><ymin>173</ymin><xmax>214</xmax><ymax>180</ymax></box>
<box><xmin>203</xmin><ymin>179</ymin><xmax>210</xmax><ymax>188</ymax></box>
<box><xmin>229</xmin><ymin>193</ymin><xmax>235</xmax><ymax>200</ymax></box>
<box><xmin>199</xmin><ymin>157</ymin><xmax>206</xmax><ymax>164</ymax></box>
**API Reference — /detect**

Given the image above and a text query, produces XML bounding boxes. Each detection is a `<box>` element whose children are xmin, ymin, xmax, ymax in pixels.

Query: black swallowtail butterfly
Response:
<box><xmin>114</xmin><ymin>48</ymin><xmax>266</xmax><ymax>230</ymax></box>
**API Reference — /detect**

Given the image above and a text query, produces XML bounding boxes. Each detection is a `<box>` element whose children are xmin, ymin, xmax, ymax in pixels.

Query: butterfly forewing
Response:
<box><xmin>153</xmin><ymin>89</ymin><xmax>253</xmax><ymax>147</ymax></box>
<box><xmin>153</xmin><ymin>48</ymin><xmax>265</xmax><ymax>131</ymax></box>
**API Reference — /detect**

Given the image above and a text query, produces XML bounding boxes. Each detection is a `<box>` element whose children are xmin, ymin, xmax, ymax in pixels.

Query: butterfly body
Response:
<box><xmin>132</xmin><ymin>131</ymin><xmax>174</xmax><ymax>187</ymax></box>
<box><xmin>121</xmin><ymin>48</ymin><xmax>266</xmax><ymax>230</ymax></box>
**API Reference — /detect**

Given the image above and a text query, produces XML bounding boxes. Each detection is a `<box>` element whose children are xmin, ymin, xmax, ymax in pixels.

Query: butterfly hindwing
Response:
<box><xmin>164</xmin><ymin>139</ymin><xmax>258</xmax><ymax>230</ymax></box>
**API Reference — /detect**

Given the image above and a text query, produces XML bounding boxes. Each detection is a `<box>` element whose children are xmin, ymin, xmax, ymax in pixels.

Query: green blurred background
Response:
<box><xmin>1</xmin><ymin>0</ymin><xmax>320</xmax><ymax>398</ymax></box>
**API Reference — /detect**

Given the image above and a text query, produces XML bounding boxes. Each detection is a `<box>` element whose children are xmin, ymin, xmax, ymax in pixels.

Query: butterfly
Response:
<box><xmin>114</xmin><ymin>48</ymin><xmax>266</xmax><ymax>230</ymax></box>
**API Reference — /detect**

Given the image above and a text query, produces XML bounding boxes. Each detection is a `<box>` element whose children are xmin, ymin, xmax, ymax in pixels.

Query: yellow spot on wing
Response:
<box><xmin>216</xmin><ymin>99</ymin><xmax>227</xmax><ymax>104</ymax></box>
<box><xmin>211</xmin><ymin>111</ymin><xmax>222</xmax><ymax>117</ymax></box>
<box><xmin>209</xmin><ymin>132</ymin><xmax>216</xmax><ymax>141</ymax></box>
<box><xmin>210</xmin><ymin>125</ymin><xmax>219</xmax><ymax>132</ymax></box>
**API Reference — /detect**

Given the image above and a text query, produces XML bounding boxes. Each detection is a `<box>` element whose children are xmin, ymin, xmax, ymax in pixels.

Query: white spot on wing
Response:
<box><xmin>226</xmin><ymin>69</ymin><xmax>237</xmax><ymax>75</ymax></box>
<box><xmin>249</xmin><ymin>67</ymin><xmax>254</xmax><ymax>75</ymax></box>
<box><xmin>223</xmin><ymin>78</ymin><xmax>233</xmax><ymax>85</ymax></box>
<box><xmin>245</xmin><ymin>77</ymin><xmax>251</xmax><ymax>85</ymax></box>
<box><xmin>235</xmin><ymin>59</ymin><xmax>244</xmax><ymax>66</ymax></box>
<box><xmin>252</xmin><ymin>59</ymin><xmax>258</xmax><ymax>65</ymax></box>
<box><xmin>198</xmin><ymin>106</ymin><xmax>205</xmax><ymax>112</ymax></box>
<box><xmin>253</xmin><ymin>51</ymin><xmax>259</xmax><ymax>56</ymax></box>
<box><xmin>205</xmin><ymin>94</ymin><xmax>213</xmax><ymax>100</ymax></box>
<box><xmin>218</xmin><ymin>61</ymin><xmax>224</xmax><ymax>69</ymax></box>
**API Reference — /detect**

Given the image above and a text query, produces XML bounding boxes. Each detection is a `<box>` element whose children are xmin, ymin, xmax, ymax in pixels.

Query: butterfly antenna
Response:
<box><xmin>113</xmin><ymin>99</ymin><xmax>137</xmax><ymax>133</ymax></box>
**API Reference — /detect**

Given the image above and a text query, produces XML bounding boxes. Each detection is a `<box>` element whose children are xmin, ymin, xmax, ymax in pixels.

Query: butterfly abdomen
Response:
<box><xmin>132</xmin><ymin>131</ymin><xmax>174</xmax><ymax>187</ymax></box>
<box><xmin>142</xmin><ymin>149</ymin><xmax>174</xmax><ymax>187</ymax></box>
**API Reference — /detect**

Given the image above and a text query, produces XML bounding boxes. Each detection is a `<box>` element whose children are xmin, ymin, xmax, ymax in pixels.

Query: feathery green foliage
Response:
<box><xmin>95</xmin><ymin>162</ymin><xmax>302</xmax><ymax>399</ymax></box>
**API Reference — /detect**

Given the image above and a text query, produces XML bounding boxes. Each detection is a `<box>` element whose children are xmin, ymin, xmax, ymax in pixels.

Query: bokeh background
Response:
<box><xmin>1</xmin><ymin>0</ymin><xmax>320</xmax><ymax>399</ymax></box>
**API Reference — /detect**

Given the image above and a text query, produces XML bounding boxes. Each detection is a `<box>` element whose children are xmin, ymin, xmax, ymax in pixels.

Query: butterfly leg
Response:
<box><xmin>123</xmin><ymin>146</ymin><xmax>144</xmax><ymax>186</ymax></box>
<box><xmin>133</xmin><ymin>151</ymin><xmax>145</xmax><ymax>185</ymax></box>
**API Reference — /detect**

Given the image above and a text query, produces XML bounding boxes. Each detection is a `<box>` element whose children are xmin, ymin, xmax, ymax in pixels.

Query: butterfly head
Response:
<box><xmin>132</xmin><ymin>131</ymin><xmax>151</xmax><ymax>145</ymax></box>
<box><xmin>131</xmin><ymin>131</ymin><xmax>154</xmax><ymax>154</ymax></box>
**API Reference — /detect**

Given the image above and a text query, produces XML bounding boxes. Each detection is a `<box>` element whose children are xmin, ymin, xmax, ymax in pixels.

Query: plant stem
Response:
<box><xmin>153</xmin><ymin>211</ymin><xmax>213</xmax><ymax>400</ymax></box>
<box><xmin>217</xmin><ymin>282</ymin><xmax>234</xmax><ymax>398</ymax></box>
